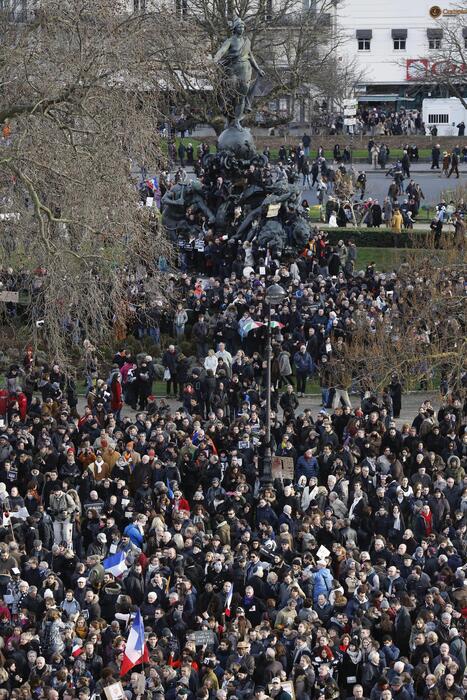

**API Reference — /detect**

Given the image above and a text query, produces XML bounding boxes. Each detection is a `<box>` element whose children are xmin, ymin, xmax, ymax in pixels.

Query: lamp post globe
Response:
<box><xmin>265</xmin><ymin>283</ymin><xmax>287</xmax><ymax>306</ymax></box>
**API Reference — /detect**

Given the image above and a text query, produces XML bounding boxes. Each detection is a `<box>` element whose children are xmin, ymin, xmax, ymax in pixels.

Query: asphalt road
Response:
<box><xmin>300</xmin><ymin>167</ymin><xmax>467</xmax><ymax>208</ymax></box>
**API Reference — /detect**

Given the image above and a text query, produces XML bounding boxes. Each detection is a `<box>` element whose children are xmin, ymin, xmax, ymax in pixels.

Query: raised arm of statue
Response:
<box><xmin>213</xmin><ymin>37</ymin><xmax>232</xmax><ymax>65</ymax></box>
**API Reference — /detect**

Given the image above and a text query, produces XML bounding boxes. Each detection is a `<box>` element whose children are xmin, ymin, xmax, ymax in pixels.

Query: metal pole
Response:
<box><xmin>262</xmin><ymin>302</ymin><xmax>272</xmax><ymax>485</ymax></box>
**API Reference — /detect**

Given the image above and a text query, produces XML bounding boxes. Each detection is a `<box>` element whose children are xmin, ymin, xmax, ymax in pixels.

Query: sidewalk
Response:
<box><xmin>357</xmin><ymin>163</ymin><xmax>466</xmax><ymax>175</ymax></box>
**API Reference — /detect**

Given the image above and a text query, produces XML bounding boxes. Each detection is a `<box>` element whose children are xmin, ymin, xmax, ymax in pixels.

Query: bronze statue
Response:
<box><xmin>214</xmin><ymin>17</ymin><xmax>264</xmax><ymax>130</ymax></box>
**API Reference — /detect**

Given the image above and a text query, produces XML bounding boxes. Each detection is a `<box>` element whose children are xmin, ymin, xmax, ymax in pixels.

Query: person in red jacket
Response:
<box><xmin>110</xmin><ymin>373</ymin><xmax>123</xmax><ymax>419</ymax></box>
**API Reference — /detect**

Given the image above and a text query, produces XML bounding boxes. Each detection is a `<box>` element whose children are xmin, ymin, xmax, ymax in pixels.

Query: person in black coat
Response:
<box><xmin>123</xmin><ymin>564</ymin><xmax>145</xmax><ymax>607</ymax></box>
<box><xmin>389</xmin><ymin>375</ymin><xmax>402</xmax><ymax>418</ymax></box>
<box><xmin>431</xmin><ymin>144</ymin><xmax>440</xmax><ymax>169</ymax></box>
<box><xmin>371</xmin><ymin>201</ymin><xmax>382</xmax><ymax>227</ymax></box>
<box><xmin>340</xmin><ymin>644</ymin><xmax>363</xmax><ymax>696</ymax></box>
<box><xmin>448</xmin><ymin>151</ymin><xmax>459</xmax><ymax>178</ymax></box>
<box><xmin>393</xmin><ymin>599</ymin><xmax>412</xmax><ymax>656</ymax></box>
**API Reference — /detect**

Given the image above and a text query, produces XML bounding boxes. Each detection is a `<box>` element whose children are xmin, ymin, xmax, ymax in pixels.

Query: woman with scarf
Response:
<box><xmin>339</xmin><ymin>638</ymin><xmax>363</xmax><ymax>696</ymax></box>
<box><xmin>414</xmin><ymin>504</ymin><xmax>433</xmax><ymax>540</ymax></box>
<box><xmin>387</xmin><ymin>503</ymin><xmax>406</xmax><ymax>545</ymax></box>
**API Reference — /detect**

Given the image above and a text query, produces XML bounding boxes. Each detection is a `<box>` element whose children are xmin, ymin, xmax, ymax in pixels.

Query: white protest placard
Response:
<box><xmin>316</xmin><ymin>544</ymin><xmax>331</xmax><ymax>560</ymax></box>
<box><xmin>103</xmin><ymin>682</ymin><xmax>126</xmax><ymax>700</ymax></box>
<box><xmin>267</xmin><ymin>203</ymin><xmax>281</xmax><ymax>218</ymax></box>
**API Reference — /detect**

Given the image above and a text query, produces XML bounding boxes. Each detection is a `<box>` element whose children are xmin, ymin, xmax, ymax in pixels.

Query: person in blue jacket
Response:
<box><xmin>124</xmin><ymin>514</ymin><xmax>146</xmax><ymax>548</ymax></box>
<box><xmin>312</xmin><ymin>559</ymin><xmax>333</xmax><ymax>603</ymax></box>
<box><xmin>293</xmin><ymin>345</ymin><xmax>314</xmax><ymax>397</ymax></box>
<box><xmin>296</xmin><ymin>448</ymin><xmax>319</xmax><ymax>481</ymax></box>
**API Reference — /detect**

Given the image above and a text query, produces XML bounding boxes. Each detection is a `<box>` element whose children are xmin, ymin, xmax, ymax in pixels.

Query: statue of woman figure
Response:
<box><xmin>214</xmin><ymin>17</ymin><xmax>265</xmax><ymax>129</ymax></box>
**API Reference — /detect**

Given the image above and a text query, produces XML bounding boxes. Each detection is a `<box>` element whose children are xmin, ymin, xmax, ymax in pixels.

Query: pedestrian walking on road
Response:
<box><xmin>442</xmin><ymin>152</ymin><xmax>451</xmax><ymax>177</ymax></box>
<box><xmin>431</xmin><ymin>143</ymin><xmax>440</xmax><ymax>169</ymax></box>
<box><xmin>447</xmin><ymin>150</ymin><xmax>459</xmax><ymax>178</ymax></box>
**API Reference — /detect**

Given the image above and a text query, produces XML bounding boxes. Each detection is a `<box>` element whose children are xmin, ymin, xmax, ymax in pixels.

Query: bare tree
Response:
<box><xmin>0</xmin><ymin>0</ymin><xmax>208</xmax><ymax>363</ymax></box>
<box><xmin>337</xmin><ymin>247</ymin><xmax>466</xmax><ymax>395</ymax></box>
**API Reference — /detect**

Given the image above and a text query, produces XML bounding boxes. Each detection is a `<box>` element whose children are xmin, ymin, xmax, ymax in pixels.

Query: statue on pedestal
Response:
<box><xmin>214</xmin><ymin>17</ymin><xmax>264</xmax><ymax>159</ymax></box>
<box><xmin>214</xmin><ymin>16</ymin><xmax>265</xmax><ymax>130</ymax></box>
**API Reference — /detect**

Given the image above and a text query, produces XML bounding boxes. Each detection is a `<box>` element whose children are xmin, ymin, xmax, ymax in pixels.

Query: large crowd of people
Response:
<box><xmin>0</xmin><ymin>207</ymin><xmax>466</xmax><ymax>700</ymax></box>
<box><xmin>0</xmin><ymin>103</ymin><xmax>466</xmax><ymax>700</ymax></box>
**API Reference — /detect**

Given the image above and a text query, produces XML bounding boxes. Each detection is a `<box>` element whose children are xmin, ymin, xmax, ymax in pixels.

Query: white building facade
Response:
<box><xmin>335</xmin><ymin>0</ymin><xmax>467</xmax><ymax>108</ymax></box>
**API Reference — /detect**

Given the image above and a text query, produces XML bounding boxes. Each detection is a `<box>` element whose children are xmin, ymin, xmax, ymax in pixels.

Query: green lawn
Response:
<box><xmin>355</xmin><ymin>246</ymin><xmax>451</xmax><ymax>271</ymax></box>
<box><xmin>172</xmin><ymin>137</ymin><xmax>433</xmax><ymax>163</ymax></box>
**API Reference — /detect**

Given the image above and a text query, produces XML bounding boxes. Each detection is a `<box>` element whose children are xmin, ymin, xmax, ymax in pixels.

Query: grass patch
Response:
<box><xmin>355</xmin><ymin>246</ymin><xmax>450</xmax><ymax>271</ymax></box>
<box><xmin>171</xmin><ymin>137</ymin><xmax>435</xmax><ymax>163</ymax></box>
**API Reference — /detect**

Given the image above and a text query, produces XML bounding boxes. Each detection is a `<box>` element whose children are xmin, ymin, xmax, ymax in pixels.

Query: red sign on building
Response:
<box><xmin>406</xmin><ymin>58</ymin><xmax>467</xmax><ymax>80</ymax></box>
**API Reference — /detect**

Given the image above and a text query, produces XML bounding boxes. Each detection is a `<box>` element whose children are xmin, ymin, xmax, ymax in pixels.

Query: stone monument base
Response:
<box><xmin>217</xmin><ymin>125</ymin><xmax>256</xmax><ymax>159</ymax></box>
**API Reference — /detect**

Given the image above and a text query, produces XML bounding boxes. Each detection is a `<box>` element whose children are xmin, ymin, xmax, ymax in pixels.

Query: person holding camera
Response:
<box><xmin>48</xmin><ymin>483</ymin><xmax>78</xmax><ymax>548</ymax></box>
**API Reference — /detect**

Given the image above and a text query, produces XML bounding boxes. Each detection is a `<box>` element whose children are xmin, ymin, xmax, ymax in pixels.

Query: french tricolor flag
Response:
<box><xmin>72</xmin><ymin>643</ymin><xmax>84</xmax><ymax>657</ymax></box>
<box><xmin>103</xmin><ymin>551</ymin><xmax>128</xmax><ymax>578</ymax></box>
<box><xmin>120</xmin><ymin>609</ymin><xmax>150</xmax><ymax>676</ymax></box>
<box><xmin>224</xmin><ymin>584</ymin><xmax>233</xmax><ymax>618</ymax></box>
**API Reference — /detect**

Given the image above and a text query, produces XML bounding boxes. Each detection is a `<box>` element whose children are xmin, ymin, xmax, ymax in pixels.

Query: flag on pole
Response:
<box><xmin>103</xmin><ymin>551</ymin><xmax>128</xmax><ymax>578</ymax></box>
<box><xmin>224</xmin><ymin>584</ymin><xmax>233</xmax><ymax>617</ymax></box>
<box><xmin>120</xmin><ymin>609</ymin><xmax>149</xmax><ymax>676</ymax></box>
<box><xmin>72</xmin><ymin>643</ymin><xmax>84</xmax><ymax>658</ymax></box>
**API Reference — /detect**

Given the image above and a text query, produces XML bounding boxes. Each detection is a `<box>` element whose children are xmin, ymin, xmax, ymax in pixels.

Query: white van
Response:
<box><xmin>422</xmin><ymin>97</ymin><xmax>467</xmax><ymax>136</ymax></box>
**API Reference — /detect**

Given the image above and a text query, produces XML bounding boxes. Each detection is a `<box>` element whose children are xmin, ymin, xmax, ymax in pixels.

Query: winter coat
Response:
<box><xmin>312</xmin><ymin>567</ymin><xmax>333</xmax><ymax>601</ymax></box>
<box><xmin>124</xmin><ymin>572</ymin><xmax>145</xmax><ymax>606</ymax></box>
<box><xmin>296</xmin><ymin>455</ymin><xmax>319</xmax><ymax>480</ymax></box>
<box><xmin>49</xmin><ymin>492</ymin><xmax>77</xmax><ymax>521</ymax></box>
<box><xmin>278</xmin><ymin>351</ymin><xmax>292</xmax><ymax>377</ymax></box>
<box><xmin>293</xmin><ymin>350</ymin><xmax>314</xmax><ymax>375</ymax></box>
<box><xmin>124</xmin><ymin>522</ymin><xmax>144</xmax><ymax>548</ymax></box>
<box><xmin>99</xmin><ymin>582</ymin><xmax>122</xmax><ymax>622</ymax></box>
<box><xmin>41</xmin><ymin>619</ymin><xmax>65</xmax><ymax>656</ymax></box>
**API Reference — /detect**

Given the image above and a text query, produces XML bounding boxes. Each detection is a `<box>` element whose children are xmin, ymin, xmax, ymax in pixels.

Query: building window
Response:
<box><xmin>358</xmin><ymin>39</ymin><xmax>371</xmax><ymax>51</ymax></box>
<box><xmin>428</xmin><ymin>37</ymin><xmax>441</xmax><ymax>49</ymax></box>
<box><xmin>428</xmin><ymin>114</ymin><xmax>449</xmax><ymax>124</ymax></box>
<box><xmin>175</xmin><ymin>0</ymin><xmax>188</xmax><ymax>16</ymax></box>
<box><xmin>393</xmin><ymin>38</ymin><xmax>406</xmax><ymax>50</ymax></box>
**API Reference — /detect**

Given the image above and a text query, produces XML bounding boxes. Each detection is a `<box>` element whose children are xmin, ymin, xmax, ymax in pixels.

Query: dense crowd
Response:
<box><xmin>0</xmin><ymin>222</ymin><xmax>466</xmax><ymax>700</ymax></box>
<box><xmin>0</xmin><ymin>118</ymin><xmax>466</xmax><ymax>700</ymax></box>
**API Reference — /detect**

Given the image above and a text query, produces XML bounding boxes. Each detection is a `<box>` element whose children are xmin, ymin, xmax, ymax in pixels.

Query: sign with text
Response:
<box><xmin>406</xmin><ymin>58</ymin><xmax>467</xmax><ymax>80</ymax></box>
<box><xmin>271</xmin><ymin>456</ymin><xmax>294</xmax><ymax>480</ymax></box>
<box><xmin>0</xmin><ymin>291</ymin><xmax>19</xmax><ymax>303</ymax></box>
<box><xmin>187</xmin><ymin>629</ymin><xmax>216</xmax><ymax>646</ymax></box>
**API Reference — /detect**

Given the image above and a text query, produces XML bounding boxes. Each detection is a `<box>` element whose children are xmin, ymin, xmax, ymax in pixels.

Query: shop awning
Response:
<box><xmin>391</xmin><ymin>29</ymin><xmax>408</xmax><ymax>39</ymax></box>
<box><xmin>357</xmin><ymin>94</ymin><xmax>410</xmax><ymax>102</ymax></box>
<box><xmin>427</xmin><ymin>28</ymin><xmax>443</xmax><ymax>38</ymax></box>
<box><xmin>356</xmin><ymin>29</ymin><xmax>372</xmax><ymax>39</ymax></box>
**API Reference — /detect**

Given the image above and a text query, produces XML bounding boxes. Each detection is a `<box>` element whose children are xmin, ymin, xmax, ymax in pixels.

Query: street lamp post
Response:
<box><xmin>262</xmin><ymin>283</ymin><xmax>287</xmax><ymax>485</ymax></box>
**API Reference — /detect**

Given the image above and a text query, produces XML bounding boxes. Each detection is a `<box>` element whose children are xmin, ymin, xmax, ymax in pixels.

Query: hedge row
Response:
<box><xmin>319</xmin><ymin>228</ymin><xmax>431</xmax><ymax>248</ymax></box>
